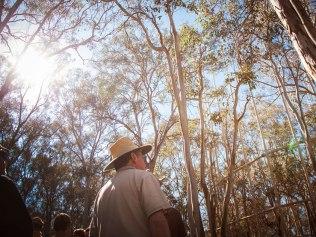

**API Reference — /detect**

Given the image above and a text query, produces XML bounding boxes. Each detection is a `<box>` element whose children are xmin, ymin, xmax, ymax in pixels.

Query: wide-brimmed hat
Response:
<box><xmin>104</xmin><ymin>137</ymin><xmax>152</xmax><ymax>171</ymax></box>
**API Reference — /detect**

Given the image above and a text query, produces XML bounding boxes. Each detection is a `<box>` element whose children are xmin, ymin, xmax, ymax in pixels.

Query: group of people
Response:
<box><xmin>32</xmin><ymin>214</ymin><xmax>89</xmax><ymax>237</ymax></box>
<box><xmin>0</xmin><ymin>136</ymin><xmax>186</xmax><ymax>237</ymax></box>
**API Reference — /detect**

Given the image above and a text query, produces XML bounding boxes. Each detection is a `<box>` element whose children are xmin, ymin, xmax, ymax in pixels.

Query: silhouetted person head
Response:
<box><xmin>32</xmin><ymin>217</ymin><xmax>44</xmax><ymax>237</ymax></box>
<box><xmin>0</xmin><ymin>144</ymin><xmax>9</xmax><ymax>175</ymax></box>
<box><xmin>53</xmin><ymin>213</ymin><xmax>72</xmax><ymax>237</ymax></box>
<box><xmin>73</xmin><ymin>228</ymin><xmax>85</xmax><ymax>237</ymax></box>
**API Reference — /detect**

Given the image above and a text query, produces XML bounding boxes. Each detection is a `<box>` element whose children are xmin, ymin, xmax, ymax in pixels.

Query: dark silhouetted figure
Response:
<box><xmin>0</xmin><ymin>144</ymin><xmax>33</xmax><ymax>237</ymax></box>
<box><xmin>53</xmin><ymin>213</ymin><xmax>72</xmax><ymax>237</ymax></box>
<box><xmin>73</xmin><ymin>228</ymin><xmax>85</xmax><ymax>237</ymax></box>
<box><xmin>164</xmin><ymin>208</ymin><xmax>186</xmax><ymax>237</ymax></box>
<box><xmin>32</xmin><ymin>217</ymin><xmax>44</xmax><ymax>237</ymax></box>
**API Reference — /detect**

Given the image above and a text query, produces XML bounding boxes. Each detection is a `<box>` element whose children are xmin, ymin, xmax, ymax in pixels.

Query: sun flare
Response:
<box><xmin>16</xmin><ymin>48</ymin><xmax>55</xmax><ymax>88</ymax></box>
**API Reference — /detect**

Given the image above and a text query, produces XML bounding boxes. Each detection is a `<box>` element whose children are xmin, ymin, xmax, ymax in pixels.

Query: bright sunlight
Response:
<box><xmin>9</xmin><ymin>48</ymin><xmax>56</xmax><ymax>104</ymax></box>
<box><xmin>16</xmin><ymin>49</ymin><xmax>55</xmax><ymax>87</ymax></box>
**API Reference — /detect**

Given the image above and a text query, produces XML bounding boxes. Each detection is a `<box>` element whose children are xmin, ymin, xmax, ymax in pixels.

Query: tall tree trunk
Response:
<box><xmin>269</xmin><ymin>55</ymin><xmax>316</xmax><ymax>172</ymax></box>
<box><xmin>250</xmin><ymin>90</ymin><xmax>288</xmax><ymax>237</ymax></box>
<box><xmin>305</xmin><ymin>201</ymin><xmax>316</xmax><ymax>235</ymax></box>
<box><xmin>276</xmin><ymin>74</ymin><xmax>316</xmax><ymax>202</ymax></box>
<box><xmin>113</xmin><ymin>3</ymin><xmax>204</xmax><ymax>234</ymax></box>
<box><xmin>241</xmin><ymin>182</ymin><xmax>251</xmax><ymax>237</ymax></box>
<box><xmin>238</xmin><ymin>127</ymin><xmax>252</xmax><ymax>237</ymax></box>
<box><xmin>269</xmin><ymin>0</ymin><xmax>316</xmax><ymax>80</ymax></box>
<box><xmin>220</xmin><ymin>81</ymin><xmax>248</xmax><ymax>236</ymax></box>
<box><xmin>232</xmin><ymin>187</ymin><xmax>240</xmax><ymax>235</ymax></box>
<box><xmin>208</xmin><ymin>149</ymin><xmax>218</xmax><ymax>237</ymax></box>
<box><xmin>187</xmin><ymin>181</ymin><xmax>197</xmax><ymax>237</ymax></box>
<box><xmin>197</xmin><ymin>63</ymin><xmax>214</xmax><ymax>235</ymax></box>
<box><xmin>290</xmin><ymin>205</ymin><xmax>304</xmax><ymax>236</ymax></box>
<box><xmin>166</xmin><ymin>5</ymin><xmax>204</xmax><ymax>236</ymax></box>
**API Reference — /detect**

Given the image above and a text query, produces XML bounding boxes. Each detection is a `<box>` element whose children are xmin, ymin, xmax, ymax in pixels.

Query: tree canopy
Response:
<box><xmin>0</xmin><ymin>0</ymin><xmax>315</xmax><ymax>236</ymax></box>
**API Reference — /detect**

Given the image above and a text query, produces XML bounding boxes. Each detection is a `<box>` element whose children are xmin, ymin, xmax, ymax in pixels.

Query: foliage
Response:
<box><xmin>0</xmin><ymin>0</ymin><xmax>316</xmax><ymax>236</ymax></box>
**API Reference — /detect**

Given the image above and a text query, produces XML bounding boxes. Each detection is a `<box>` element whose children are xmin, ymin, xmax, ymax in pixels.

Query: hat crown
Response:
<box><xmin>109</xmin><ymin>137</ymin><xmax>138</xmax><ymax>160</ymax></box>
<box><xmin>105</xmin><ymin>137</ymin><xmax>152</xmax><ymax>171</ymax></box>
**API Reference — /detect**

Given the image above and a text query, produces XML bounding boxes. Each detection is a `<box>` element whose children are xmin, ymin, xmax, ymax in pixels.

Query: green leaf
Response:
<box><xmin>287</xmin><ymin>137</ymin><xmax>298</xmax><ymax>155</ymax></box>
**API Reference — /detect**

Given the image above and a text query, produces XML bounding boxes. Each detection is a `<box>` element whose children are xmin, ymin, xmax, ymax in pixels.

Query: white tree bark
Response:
<box><xmin>269</xmin><ymin>0</ymin><xmax>316</xmax><ymax>81</ymax></box>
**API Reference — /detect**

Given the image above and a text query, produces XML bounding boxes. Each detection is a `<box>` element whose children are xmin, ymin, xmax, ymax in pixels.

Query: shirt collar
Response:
<box><xmin>117</xmin><ymin>165</ymin><xmax>136</xmax><ymax>172</ymax></box>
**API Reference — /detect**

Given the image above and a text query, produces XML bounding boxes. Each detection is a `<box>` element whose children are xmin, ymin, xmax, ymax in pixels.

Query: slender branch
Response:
<box><xmin>0</xmin><ymin>0</ymin><xmax>23</xmax><ymax>33</ymax></box>
<box><xmin>237</xmin><ymin>96</ymin><xmax>250</xmax><ymax>122</ymax></box>
<box><xmin>114</xmin><ymin>1</ymin><xmax>164</xmax><ymax>52</ymax></box>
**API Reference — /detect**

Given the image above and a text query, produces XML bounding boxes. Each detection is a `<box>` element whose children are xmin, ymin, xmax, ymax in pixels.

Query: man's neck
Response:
<box><xmin>118</xmin><ymin>165</ymin><xmax>136</xmax><ymax>172</ymax></box>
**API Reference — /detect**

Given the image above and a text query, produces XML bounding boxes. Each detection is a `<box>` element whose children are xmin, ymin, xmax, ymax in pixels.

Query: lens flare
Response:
<box><xmin>16</xmin><ymin>48</ymin><xmax>55</xmax><ymax>87</ymax></box>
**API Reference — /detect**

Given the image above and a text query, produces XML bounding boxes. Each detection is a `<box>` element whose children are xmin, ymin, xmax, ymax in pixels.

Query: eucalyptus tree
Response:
<box><xmin>0</xmin><ymin>79</ymin><xmax>53</xmax><ymax>202</ymax></box>
<box><xmin>268</xmin><ymin>0</ymin><xmax>316</xmax><ymax>81</ymax></box>
<box><xmin>178</xmin><ymin>21</ymin><xmax>226</xmax><ymax>235</ymax></box>
<box><xmin>51</xmin><ymin>70</ymin><xmax>113</xmax><ymax>225</ymax></box>
<box><xmin>154</xmin><ymin>125</ymin><xmax>191</xmax><ymax>230</ymax></box>
<box><xmin>0</xmin><ymin>0</ymin><xmax>115</xmax><ymax>100</ymax></box>
<box><xmin>1</xmin><ymin>0</ymin><xmax>315</xmax><ymax>235</ymax></box>
<box><xmin>0</xmin><ymin>79</ymin><xmax>62</xmax><ymax>237</ymax></box>
<box><xmin>262</xmin><ymin>42</ymin><xmax>316</xmax><ymax>234</ymax></box>
<box><xmin>28</xmin><ymin>148</ymin><xmax>73</xmax><ymax>237</ymax></box>
<box><xmin>104</xmin><ymin>1</ymin><xmax>205</xmax><ymax>235</ymax></box>
<box><xmin>93</xmin><ymin>30</ymin><xmax>176</xmax><ymax>171</ymax></box>
<box><xmin>197</xmin><ymin>0</ymin><xmax>315</xmax><ymax>234</ymax></box>
<box><xmin>242</xmin><ymin>0</ymin><xmax>316</xmax><ymax>173</ymax></box>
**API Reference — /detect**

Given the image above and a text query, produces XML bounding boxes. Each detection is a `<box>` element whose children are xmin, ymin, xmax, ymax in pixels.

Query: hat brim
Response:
<box><xmin>104</xmin><ymin>144</ymin><xmax>152</xmax><ymax>171</ymax></box>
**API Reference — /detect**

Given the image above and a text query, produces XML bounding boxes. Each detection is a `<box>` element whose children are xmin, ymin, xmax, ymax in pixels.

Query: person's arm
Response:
<box><xmin>149</xmin><ymin>210</ymin><xmax>171</xmax><ymax>237</ymax></box>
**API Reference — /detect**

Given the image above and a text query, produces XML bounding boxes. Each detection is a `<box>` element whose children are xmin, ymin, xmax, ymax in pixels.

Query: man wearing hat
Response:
<box><xmin>0</xmin><ymin>144</ymin><xmax>33</xmax><ymax>237</ymax></box>
<box><xmin>90</xmin><ymin>137</ymin><xmax>171</xmax><ymax>237</ymax></box>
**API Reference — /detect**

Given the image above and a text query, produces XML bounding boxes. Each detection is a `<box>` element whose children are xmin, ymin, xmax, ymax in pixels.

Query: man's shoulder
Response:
<box><xmin>133</xmin><ymin>168</ymin><xmax>148</xmax><ymax>174</ymax></box>
<box><xmin>120</xmin><ymin>168</ymin><xmax>157</xmax><ymax>182</ymax></box>
<box><xmin>133</xmin><ymin>169</ymin><xmax>155</xmax><ymax>178</ymax></box>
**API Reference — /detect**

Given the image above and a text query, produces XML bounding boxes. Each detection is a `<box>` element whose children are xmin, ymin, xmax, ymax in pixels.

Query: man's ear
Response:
<box><xmin>130</xmin><ymin>152</ymin><xmax>137</xmax><ymax>163</ymax></box>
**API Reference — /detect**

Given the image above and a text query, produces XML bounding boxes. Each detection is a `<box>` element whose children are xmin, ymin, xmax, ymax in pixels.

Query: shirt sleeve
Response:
<box><xmin>140</xmin><ymin>172</ymin><xmax>171</xmax><ymax>218</ymax></box>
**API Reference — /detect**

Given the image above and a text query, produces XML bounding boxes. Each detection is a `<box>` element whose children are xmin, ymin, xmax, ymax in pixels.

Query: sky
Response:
<box><xmin>2</xmin><ymin>1</ymin><xmax>250</xmax><ymax>119</ymax></box>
